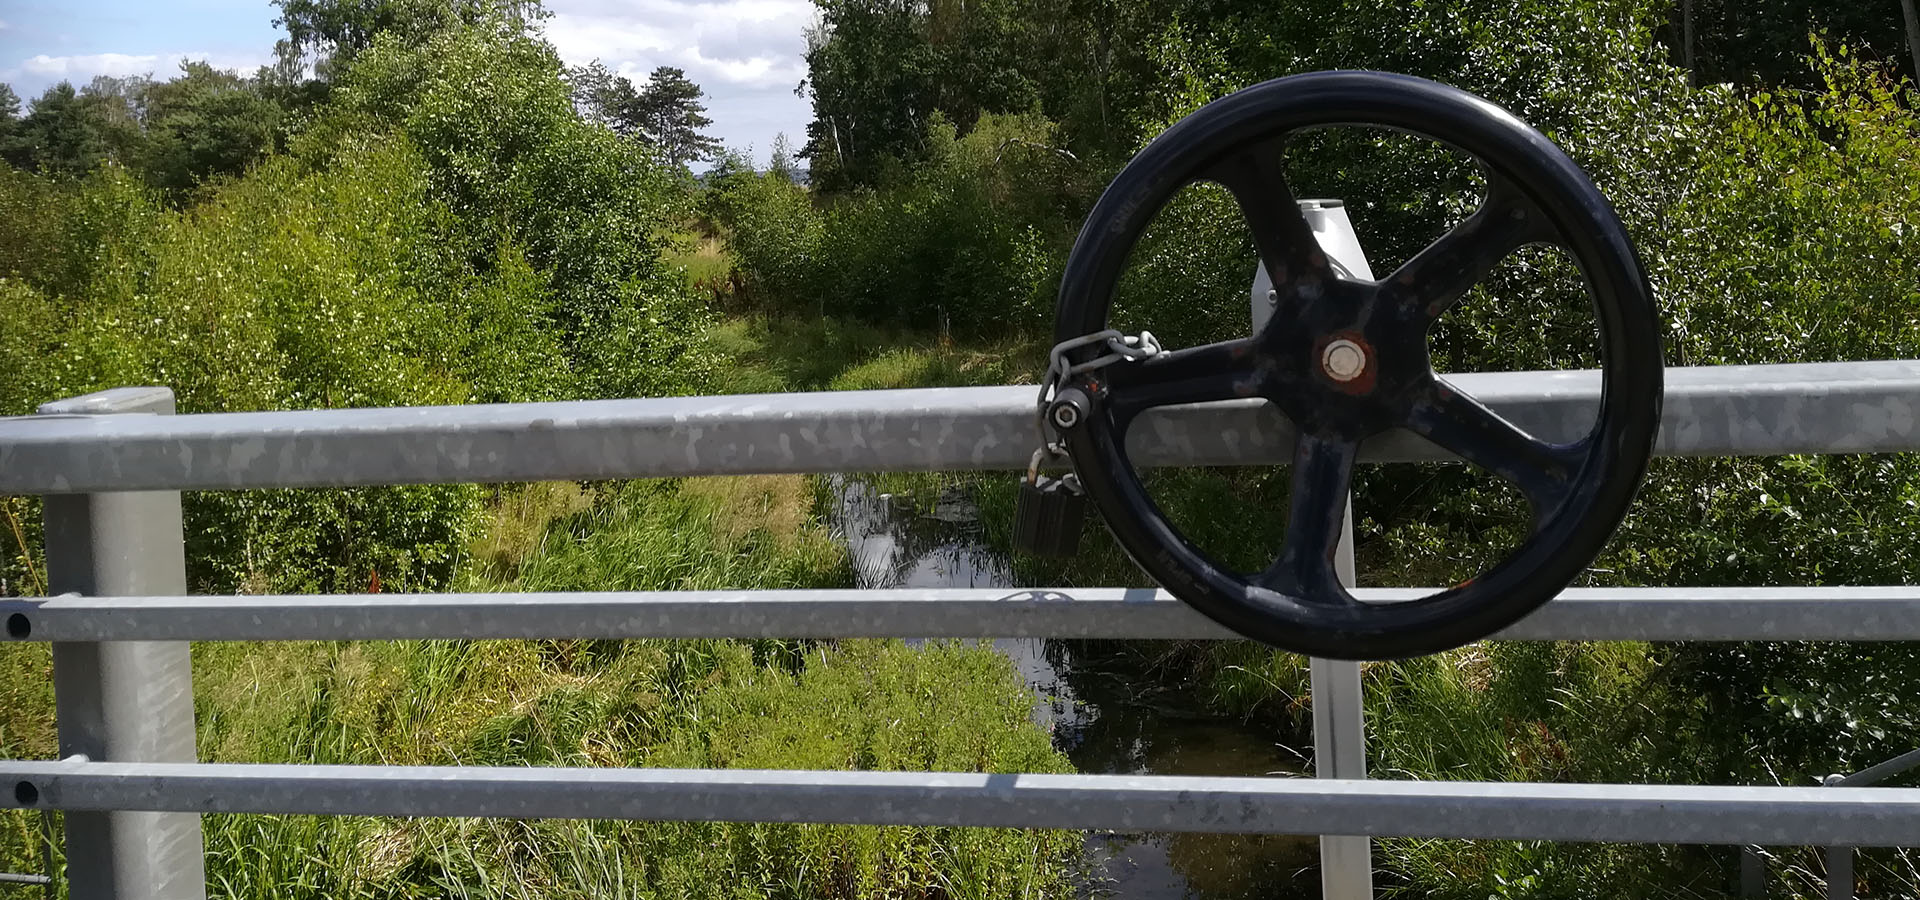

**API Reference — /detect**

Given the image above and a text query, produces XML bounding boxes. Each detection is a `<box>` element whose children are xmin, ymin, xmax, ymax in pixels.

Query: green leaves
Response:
<box><xmin>1</xmin><ymin>80</ymin><xmax>147</xmax><ymax>179</ymax></box>
<box><xmin>271</xmin><ymin>0</ymin><xmax>546</xmax><ymax>78</ymax></box>
<box><xmin>139</xmin><ymin>61</ymin><xmax>286</xmax><ymax>197</ymax></box>
<box><xmin>624</xmin><ymin>66</ymin><xmax>723</xmax><ymax>169</ymax></box>
<box><xmin>802</xmin><ymin>0</ymin><xmax>1041</xmax><ymax>190</ymax></box>
<box><xmin>713</xmin><ymin>112</ymin><xmax>1073</xmax><ymax>334</ymax></box>
<box><xmin>0</xmin><ymin>22</ymin><xmax>720</xmax><ymax>593</ymax></box>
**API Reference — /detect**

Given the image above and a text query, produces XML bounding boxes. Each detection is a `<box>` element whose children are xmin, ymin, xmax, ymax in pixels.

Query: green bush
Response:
<box><xmin>702</xmin><ymin>157</ymin><xmax>822</xmax><ymax>312</ymax></box>
<box><xmin>302</xmin><ymin>20</ymin><xmax>718</xmax><ymax>398</ymax></box>
<box><xmin>1363</xmin><ymin>42</ymin><xmax>1920</xmax><ymax>815</ymax></box>
<box><xmin>0</xmin><ymin>161</ymin><xmax>162</xmax><ymax>305</ymax></box>
<box><xmin>0</xmin><ymin>149</ymin><xmax>501</xmax><ymax>593</ymax></box>
<box><xmin>713</xmin><ymin>112</ymin><xmax>1080</xmax><ymax>334</ymax></box>
<box><xmin>1098</xmin><ymin>2</ymin><xmax>1920</xmax><ymax>614</ymax></box>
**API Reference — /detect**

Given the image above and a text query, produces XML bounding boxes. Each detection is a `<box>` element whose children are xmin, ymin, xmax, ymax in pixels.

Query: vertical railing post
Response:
<box><xmin>1822</xmin><ymin>774</ymin><xmax>1854</xmax><ymax>900</ymax></box>
<box><xmin>1255</xmin><ymin>200</ymin><xmax>1375</xmax><ymax>899</ymax></box>
<box><xmin>39</xmin><ymin>387</ymin><xmax>207</xmax><ymax>900</ymax></box>
<box><xmin>1824</xmin><ymin>846</ymin><xmax>1854</xmax><ymax>900</ymax></box>
<box><xmin>1740</xmin><ymin>845</ymin><xmax>1766</xmax><ymax>898</ymax></box>
<box><xmin>1313</xmin><ymin>504</ymin><xmax>1370</xmax><ymax>899</ymax></box>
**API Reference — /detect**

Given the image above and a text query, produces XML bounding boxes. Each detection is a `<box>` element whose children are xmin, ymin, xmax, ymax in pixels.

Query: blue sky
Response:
<box><xmin>0</xmin><ymin>0</ymin><xmax>816</xmax><ymax>165</ymax></box>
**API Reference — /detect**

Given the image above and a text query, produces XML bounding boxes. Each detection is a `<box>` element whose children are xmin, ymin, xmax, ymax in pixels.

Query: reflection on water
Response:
<box><xmin>829</xmin><ymin>476</ymin><xmax>1319</xmax><ymax>899</ymax></box>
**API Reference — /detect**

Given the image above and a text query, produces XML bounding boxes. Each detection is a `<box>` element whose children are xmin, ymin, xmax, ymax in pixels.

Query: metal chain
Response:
<box><xmin>1028</xmin><ymin>329</ymin><xmax>1163</xmax><ymax>482</ymax></box>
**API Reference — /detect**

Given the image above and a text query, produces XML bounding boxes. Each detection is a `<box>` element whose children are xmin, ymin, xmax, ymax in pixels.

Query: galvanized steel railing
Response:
<box><xmin>5</xmin><ymin>362</ymin><xmax>1920</xmax><ymax>899</ymax></box>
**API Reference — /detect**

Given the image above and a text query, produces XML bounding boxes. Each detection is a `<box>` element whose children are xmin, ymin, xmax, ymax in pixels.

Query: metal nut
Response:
<box><xmin>1050</xmin><ymin>401</ymin><xmax>1082</xmax><ymax>430</ymax></box>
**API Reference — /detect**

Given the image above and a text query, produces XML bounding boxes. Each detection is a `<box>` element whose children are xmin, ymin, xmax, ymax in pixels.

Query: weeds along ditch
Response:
<box><xmin>15</xmin><ymin>310</ymin><xmax>1920</xmax><ymax>898</ymax></box>
<box><xmin>826</xmin><ymin>470</ymin><xmax>1322</xmax><ymax>899</ymax></box>
<box><xmin>1</xmin><ymin>475</ymin><xmax>1083</xmax><ymax>898</ymax></box>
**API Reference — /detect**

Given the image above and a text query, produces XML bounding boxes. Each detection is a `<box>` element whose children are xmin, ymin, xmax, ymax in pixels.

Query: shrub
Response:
<box><xmin>703</xmin><ymin>155</ymin><xmax>823</xmax><ymax>311</ymax></box>
<box><xmin>303</xmin><ymin>21</ymin><xmax>716</xmax><ymax>396</ymax></box>
<box><xmin>714</xmin><ymin>112</ymin><xmax>1082</xmax><ymax>334</ymax></box>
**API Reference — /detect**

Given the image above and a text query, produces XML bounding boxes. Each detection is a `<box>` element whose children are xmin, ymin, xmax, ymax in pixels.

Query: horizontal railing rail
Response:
<box><xmin>4</xmin><ymin>361</ymin><xmax>1919</xmax><ymax>493</ymax></box>
<box><xmin>9</xmin><ymin>762</ymin><xmax>1920</xmax><ymax>847</ymax></box>
<box><xmin>6</xmin><ymin>360</ymin><xmax>1920</xmax><ymax>899</ymax></box>
<box><xmin>11</xmin><ymin>586</ymin><xmax>1920</xmax><ymax>642</ymax></box>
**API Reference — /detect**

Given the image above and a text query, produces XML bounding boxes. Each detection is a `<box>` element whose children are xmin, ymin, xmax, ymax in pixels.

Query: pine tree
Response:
<box><xmin>632</xmin><ymin>66</ymin><xmax>721</xmax><ymax>168</ymax></box>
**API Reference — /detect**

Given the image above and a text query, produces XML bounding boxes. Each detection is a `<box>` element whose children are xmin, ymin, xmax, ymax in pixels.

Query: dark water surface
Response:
<box><xmin>828</xmin><ymin>476</ymin><xmax>1320</xmax><ymax>899</ymax></box>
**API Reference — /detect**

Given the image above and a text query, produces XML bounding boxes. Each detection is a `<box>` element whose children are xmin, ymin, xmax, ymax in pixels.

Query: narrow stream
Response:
<box><xmin>828</xmin><ymin>476</ymin><xmax>1320</xmax><ymax>899</ymax></box>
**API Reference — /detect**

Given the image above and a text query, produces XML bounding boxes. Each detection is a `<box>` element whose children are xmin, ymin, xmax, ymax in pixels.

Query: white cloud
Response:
<box><xmin>10</xmin><ymin>50</ymin><xmax>269</xmax><ymax>84</ymax></box>
<box><xmin>20</xmin><ymin>52</ymin><xmax>164</xmax><ymax>78</ymax></box>
<box><xmin>545</xmin><ymin>0</ymin><xmax>812</xmax><ymax>90</ymax></box>
<box><xmin>544</xmin><ymin>0</ymin><xmax>816</xmax><ymax>163</ymax></box>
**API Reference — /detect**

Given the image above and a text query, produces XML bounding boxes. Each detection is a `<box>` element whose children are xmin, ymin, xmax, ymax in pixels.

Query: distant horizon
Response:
<box><xmin>0</xmin><ymin>0</ymin><xmax>815</xmax><ymax>168</ymax></box>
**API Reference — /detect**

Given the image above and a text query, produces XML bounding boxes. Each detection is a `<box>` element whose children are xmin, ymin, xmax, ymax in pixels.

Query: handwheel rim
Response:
<box><xmin>1054</xmin><ymin>71</ymin><xmax>1663</xmax><ymax>660</ymax></box>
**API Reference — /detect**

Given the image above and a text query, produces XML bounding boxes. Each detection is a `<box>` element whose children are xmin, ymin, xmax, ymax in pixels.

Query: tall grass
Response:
<box><xmin>0</xmin><ymin>473</ymin><xmax>1080</xmax><ymax>898</ymax></box>
<box><xmin>180</xmin><ymin>634</ymin><xmax>1078</xmax><ymax>899</ymax></box>
<box><xmin>0</xmin><ymin>637</ymin><xmax>56</xmax><ymax>885</ymax></box>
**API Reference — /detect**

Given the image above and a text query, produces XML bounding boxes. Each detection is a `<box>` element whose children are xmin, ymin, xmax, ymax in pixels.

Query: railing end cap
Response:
<box><xmin>38</xmin><ymin>387</ymin><xmax>176</xmax><ymax>417</ymax></box>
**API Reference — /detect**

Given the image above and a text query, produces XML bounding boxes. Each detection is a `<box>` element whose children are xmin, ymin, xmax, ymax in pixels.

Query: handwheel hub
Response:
<box><xmin>1320</xmin><ymin>338</ymin><xmax>1367</xmax><ymax>382</ymax></box>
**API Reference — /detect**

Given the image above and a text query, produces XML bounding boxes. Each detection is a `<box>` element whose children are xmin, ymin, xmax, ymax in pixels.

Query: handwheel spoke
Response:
<box><xmin>1383</xmin><ymin>179</ymin><xmax>1557</xmax><ymax>323</ymax></box>
<box><xmin>1257</xmin><ymin>433</ymin><xmax>1357</xmax><ymax>599</ymax></box>
<box><xmin>1406</xmin><ymin>376</ymin><xmax>1584</xmax><ymax>523</ymax></box>
<box><xmin>1205</xmin><ymin>145</ymin><xmax>1336</xmax><ymax>298</ymax></box>
<box><xmin>1102</xmin><ymin>338</ymin><xmax>1263</xmax><ymax>425</ymax></box>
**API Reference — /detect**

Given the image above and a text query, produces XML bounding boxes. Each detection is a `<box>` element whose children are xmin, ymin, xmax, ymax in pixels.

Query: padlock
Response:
<box><xmin>1013</xmin><ymin>473</ymin><xmax>1087</xmax><ymax>557</ymax></box>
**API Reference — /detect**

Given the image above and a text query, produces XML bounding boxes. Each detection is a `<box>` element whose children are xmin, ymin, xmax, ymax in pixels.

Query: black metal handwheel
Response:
<box><xmin>1050</xmin><ymin>71</ymin><xmax>1663</xmax><ymax>660</ymax></box>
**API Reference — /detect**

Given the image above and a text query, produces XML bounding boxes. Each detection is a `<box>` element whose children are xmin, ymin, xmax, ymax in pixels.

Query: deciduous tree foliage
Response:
<box><xmin>567</xmin><ymin>59</ymin><xmax>641</xmax><ymax>136</ymax></box>
<box><xmin>798</xmin><ymin>0</ymin><xmax>1920</xmax><ymax>189</ymax></box>
<box><xmin>736</xmin><ymin>5</ymin><xmax>1920</xmax><ymax>891</ymax></box>
<box><xmin>270</xmin><ymin>0</ymin><xmax>545</xmax><ymax>78</ymax></box>
<box><xmin>5</xmin><ymin>0</ymin><xmax>1920</xmax><ymax>893</ymax></box>
<box><xmin>800</xmin><ymin>0</ymin><xmax>1036</xmax><ymax>189</ymax></box>
<box><xmin>3</xmin><ymin>64</ymin><xmax>280</xmax><ymax>195</ymax></box>
<box><xmin>1659</xmin><ymin>0</ymin><xmax>1913</xmax><ymax>87</ymax></box>
<box><xmin>0</xmin><ymin>20</ymin><xmax>713</xmax><ymax>594</ymax></box>
<box><xmin>0</xmin><ymin>7</ymin><xmax>1078</xmax><ymax>899</ymax></box>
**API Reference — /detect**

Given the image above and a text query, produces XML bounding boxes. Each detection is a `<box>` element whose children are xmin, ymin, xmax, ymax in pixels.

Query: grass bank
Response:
<box><xmin>1</xmin><ymin>461</ymin><xmax>1079</xmax><ymax>897</ymax></box>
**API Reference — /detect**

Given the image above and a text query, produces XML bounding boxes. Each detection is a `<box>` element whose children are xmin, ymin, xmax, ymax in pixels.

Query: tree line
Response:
<box><xmin>796</xmin><ymin>0</ymin><xmax>1920</xmax><ymax>190</ymax></box>
<box><xmin>0</xmin><ymin>0</ymin><xmax>723</xmax><ymax>197</ymax></box>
